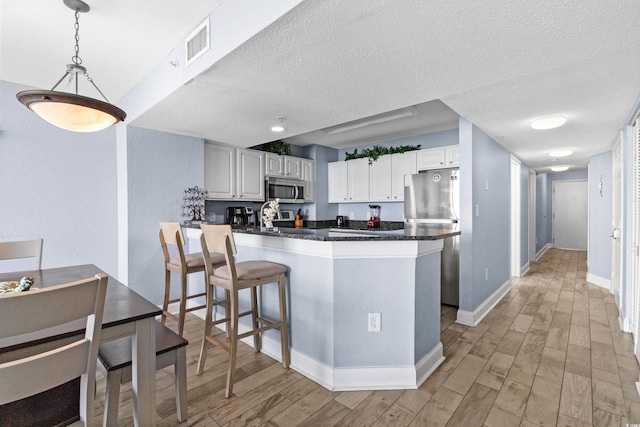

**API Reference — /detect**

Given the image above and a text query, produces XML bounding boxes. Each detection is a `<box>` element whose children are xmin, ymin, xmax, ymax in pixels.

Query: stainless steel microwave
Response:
<box><xmin>266</xmin><ymin>177</ymin><xmax>304</xmax><ymax>203</ymax></box>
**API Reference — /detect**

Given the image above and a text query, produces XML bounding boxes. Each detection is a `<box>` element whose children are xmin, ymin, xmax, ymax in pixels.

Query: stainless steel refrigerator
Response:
<box><xmin>404</xmin><ymin>169</ymin><xmax>460</xmax><ymax>306</ymax></box>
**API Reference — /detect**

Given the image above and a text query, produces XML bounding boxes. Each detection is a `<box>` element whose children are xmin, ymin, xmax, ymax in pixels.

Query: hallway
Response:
<box><xmin>95</xmin><ymin>249</ymin><xmax>640</xmax><ymax>426</ymax></box>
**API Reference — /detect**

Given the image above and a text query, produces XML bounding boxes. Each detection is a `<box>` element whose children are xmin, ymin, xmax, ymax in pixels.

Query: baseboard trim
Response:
<box><xmin>535</xmin><ymin>244</ymin><xmax>551</xmax><ymax>261</ymax></box>
<box><xmin>520</xmin><ymin>262</ymin><xmax>530</xmax><ymax>277</ymax></box>
<box><xmin>456</xmin><ymin>279</ymin><xmax>511</xmax><ymax>327</ymax></box>
<box><xmin>586</xmin><ymin>272</ymin><xmax>611</xmax><ymax>291</ymax></box>
<box><xmin>191</xmin><ymin>310</ymin><xmax>445</xmax><ymax>391</ymax></box>
<box><xmin>619</xmin><ymin>316</ymin><xmax>632</xmax><ymax>333</ymax></box>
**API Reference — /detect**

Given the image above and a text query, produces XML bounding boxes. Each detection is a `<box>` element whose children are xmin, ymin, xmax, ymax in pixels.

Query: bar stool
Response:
<box><xmin>159</xmin><ymin>222</ymin><xmax>225</xmax><ymax>336</ymax></box>
<box><xmin>196</xmin><ymin>224</ymin><xmax>289</xmax><ymax>398</ymax></box>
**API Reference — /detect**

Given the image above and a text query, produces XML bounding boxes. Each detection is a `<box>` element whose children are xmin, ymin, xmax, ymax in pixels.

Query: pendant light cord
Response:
<box><xmin>49</xmin><ymin>8</ymin><xmax>111</xmax><ymax>103</ymax></box>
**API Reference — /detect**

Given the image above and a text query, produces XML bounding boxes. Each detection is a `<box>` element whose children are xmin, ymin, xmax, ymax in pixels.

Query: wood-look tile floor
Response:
<box><xmin>89</xmin><ymin>249</ymin><xmax>640</xmax><ymax>426</ymax></box>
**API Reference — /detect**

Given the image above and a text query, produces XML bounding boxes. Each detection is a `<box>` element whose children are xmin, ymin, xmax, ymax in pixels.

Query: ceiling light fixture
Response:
<box><xmin>271</xmin><ymin>116</ymin><xmax>286</xmax><ymax>133</ymax></box>
<box><xmin>548</xmin><ymin>149</ymin><xmax>573</xmax><ymax>158</ymax></box>
<box><xmin>531</xmin><ymin>115</ymin><xmax>567</xmax><ymax>130</ymax></box>
<box><xmin>550</xmin><ymin>166</ymin><xmax>569</xmax><ymax>172</ymax></box>
<box><xmin>16</xmin><ymin>0</ymin><xmax>126</xmax><ymax>132</ymax></box>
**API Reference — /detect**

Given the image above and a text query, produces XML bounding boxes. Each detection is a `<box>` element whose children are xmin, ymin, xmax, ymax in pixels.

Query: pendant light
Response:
<box><xmin>16</xmin><ymin>0</ymin><xmax>126</xmax><ymax>132</ymax></box>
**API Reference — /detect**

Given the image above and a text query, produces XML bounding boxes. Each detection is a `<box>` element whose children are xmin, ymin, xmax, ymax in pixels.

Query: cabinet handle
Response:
<box><xmin>394</xmin><ymin>196</ymin><xmax>398</xmax><ymax>199</ymax></box>
<box><xmin>440</xmin><ymin>162</ymin><xmax>444</xmax><ymax>165</ymax></box>
<box><xmin>387</xmin><ymin>196</ymin><xmax>390</xmax><ymax>199</ymax></box>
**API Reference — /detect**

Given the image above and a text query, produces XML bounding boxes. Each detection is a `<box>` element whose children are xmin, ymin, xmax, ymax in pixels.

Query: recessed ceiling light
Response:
<box><xmin>531</xmin><ymin>115</ymin><xmax>567</xmax><ymax>130</ymax></box>
<box><xmin>548</xmin><ymin>149</ymin><xmax>573</xmax><ymax>157</ymax></box>
<box><xmin>550</xmin><ymin>166</ymin><xmax>569</xmax><ymax>172</ymax></box>
<box><xmin>271</xmin><ymin>116</ymin><xmax>287</xmax><ymax>132</ymax></box>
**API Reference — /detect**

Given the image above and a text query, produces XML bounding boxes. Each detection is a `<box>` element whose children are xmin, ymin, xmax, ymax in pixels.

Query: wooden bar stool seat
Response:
<box><xmin>196</xmin><ymin>224</ymin><xmax>290</xmax><ymax>398</ymax></box>
<box><xmin>159</xmin><ymin>221</ymin><xmax>225</xmax><ymax>336</ymax></box>
<box><xmin>97</xmin><ymin>322</ymin><xmax>189</xmax><ymax>426</ymax></box>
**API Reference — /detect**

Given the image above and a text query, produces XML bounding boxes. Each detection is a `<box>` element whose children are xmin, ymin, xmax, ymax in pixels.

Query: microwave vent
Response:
<box><xmin>185</xmin><ymin>18</ymin><xmax>210</xmax><ymax>66</ymax></box>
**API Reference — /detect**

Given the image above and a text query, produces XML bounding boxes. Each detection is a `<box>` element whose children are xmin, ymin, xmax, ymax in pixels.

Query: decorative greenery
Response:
<box><xmin>262</xmin><ymin>140</ymin><xmax>291</xmax><ymax>156</ymax></box>
<box><xmin>344</xmin><ymin>144</ymin><xmax>422</xmax><ymax>164</ymax></box>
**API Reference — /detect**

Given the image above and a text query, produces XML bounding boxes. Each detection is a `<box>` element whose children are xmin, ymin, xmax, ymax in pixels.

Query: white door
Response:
<box><xmin>552</xmin><ymin>180</ymin><xmax>588</xmax><ymax>250</ymax></box>
<box><xmin>611</xmin><ymin>138</ymin><xmax>622</xmax><ymax>305</ymax></box>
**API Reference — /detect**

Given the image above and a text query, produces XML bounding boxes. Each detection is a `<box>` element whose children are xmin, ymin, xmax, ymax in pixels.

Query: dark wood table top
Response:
<box><xmin>0</xmin><ymin>264</ymin><xmax>162</xmax><ymax>353</ymax></box>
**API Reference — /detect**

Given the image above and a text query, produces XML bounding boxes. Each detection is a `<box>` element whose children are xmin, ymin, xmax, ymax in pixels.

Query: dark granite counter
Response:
<box><xmin>184</xmin><ymin>222</ymin><xmax>459</xmax><ymax>241</ymax></box>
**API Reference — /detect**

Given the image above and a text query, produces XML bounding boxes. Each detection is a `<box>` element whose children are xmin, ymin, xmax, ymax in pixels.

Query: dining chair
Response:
<box><xmin>97</xmin><ymin>321</ymin><xmax>188</xmax><ymax>426</ymax></box>
<box><xmin>197</xmin><ymin>224</ymin><xmax>289</xmax><ymax>398</ymax></box>
<box><xmin>0</xmin><ymin>273</ymin><xmax>109</xmax><ymax>426</ymax></box>
<box><xmin>0</xmin><ymin>238</ymin><xmax>43</xmax><ymax>270</ymax></box>
<box><xmin>159</xmin><ymin>222</ymin><xmax>225</xmax><ymax>336</ymax></box>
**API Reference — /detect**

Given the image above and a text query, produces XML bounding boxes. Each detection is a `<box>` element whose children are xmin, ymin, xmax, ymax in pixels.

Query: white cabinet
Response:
<box><xmin>417</xmin><ymin>145</ymin><xmax>459</xmax><ymax>171</ymax></box>
<box><xmin>204</xmin><ymin>143</ymin><xmax>265</xmax><ymax>201</ymax></box>
<box><xmin>237</xmin><ymin>149</ymin><xmax>265</xmax><ymax>200</ymax></box>
<box><xmin>445</xmin><ymin>145</ymin><xmax>460</xmax><ymax>167</ymax></box>
<box><xmin>301</xmin><ymin>158</ymin><xmax>315</xmax><ymax>202</ymax></box>
<box><xmin>369</xmin><ymin>152</ymin><xmax>417</xmax><ymax>202</ymax></box>
<box><xmin>391</xmin><ymin>151</ymin><xmax>417</xmax><ymax>201</ymax></box>
<box><xmin>328</xmin><ymin>158</ymin><xmax>369</xmax><ymax>203</ymax></box>
<box><xmin>369</xmin><ymin>155</ymin><xmax>392</xmax><ymax>201</ymax></box>
<box><xmin>265</xmin><ymin>153</ymin><xmax>302</xmax><ymax>179</ymax></box>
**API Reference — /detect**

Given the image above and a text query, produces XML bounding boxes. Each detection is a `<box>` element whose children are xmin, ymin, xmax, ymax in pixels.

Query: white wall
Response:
<box><xmin>0</xmin><ymin>80</ymin><xmax>119</xmax><ymax>275</ymax></box>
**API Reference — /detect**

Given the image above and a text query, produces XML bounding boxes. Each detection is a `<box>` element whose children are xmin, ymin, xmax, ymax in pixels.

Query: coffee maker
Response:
<box><xmin>226</xmin><ymin>206</ymin><xmax>253</xmax><ymax>226</ymax></box>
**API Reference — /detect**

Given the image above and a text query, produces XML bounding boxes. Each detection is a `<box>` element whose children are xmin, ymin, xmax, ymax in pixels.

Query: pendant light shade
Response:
<box><xmin>17</xmin><ymin>90</ymin><xmax>126</xmax><ymax>132</ymax></box>
<box><xmin>16</xmin><ymin>0</ymin><xmax>126</xmax><ymax>132</ymax></box>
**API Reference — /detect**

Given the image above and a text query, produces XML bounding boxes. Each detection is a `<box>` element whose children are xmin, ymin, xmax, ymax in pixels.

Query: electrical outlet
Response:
<box><xmin>349</xmin><ymin>212</ymin><xmax>355</xmax><ymax>220</ymax></box>
<box><xmin>368</xmin><ymin>313</ymin><xmax>381</xmax><ymax>332</ymax></box>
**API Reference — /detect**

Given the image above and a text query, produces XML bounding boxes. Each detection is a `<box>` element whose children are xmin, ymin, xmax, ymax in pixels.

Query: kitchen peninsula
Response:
<box><xmin>184</xmin><ymin>224</ymin><xmax>459</xmax><ymax>391</ymax></box>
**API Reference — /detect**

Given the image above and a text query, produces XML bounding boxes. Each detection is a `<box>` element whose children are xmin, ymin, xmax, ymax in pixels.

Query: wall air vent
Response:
<box><xmin>185</xmin><ymin>18</ymin><xmax>210</xmax><ymax>66</ymax></box>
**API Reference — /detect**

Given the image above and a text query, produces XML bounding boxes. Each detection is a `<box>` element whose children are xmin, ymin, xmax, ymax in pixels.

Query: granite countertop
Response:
<box><xmin>184</xmin><ymin>221</ymin><xmax>460</xmax><ymax>241</ymax></box>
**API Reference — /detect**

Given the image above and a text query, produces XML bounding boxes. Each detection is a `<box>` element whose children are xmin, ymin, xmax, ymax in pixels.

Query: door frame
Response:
<box><xmin>510</xmin><ymin>156</ymin><xmax>521</xmax><ymax>277</ymax></box>
<box><xmin>529</xmin><ymin>170</ymin><xmax>536</xmax><ymax>262</ymax></box>
<box><xmin>612</xmin><ymin>136</ymin><xmax>622</xmax><ymax>305</ymax></box>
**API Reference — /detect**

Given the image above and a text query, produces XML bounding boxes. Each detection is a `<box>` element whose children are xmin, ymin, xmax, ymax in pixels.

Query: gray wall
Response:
<box><xmin>0</xmin><ymin>80</ymin><xmax>119</xmax><ymax>275</ymax></box>
<box><xmin>126</xmin><ymin>126</ymin><xmax>204</xmax><ymax>304</ymax></box>
<box><xmin>587</xmin><ymin>151</ymin><xmax>612</xmax><ymax>280</ymax></box>
<box><xmin>459</xmin><ymin>117</ymin><xmax>511</xmax><ymax>312</ymax></box>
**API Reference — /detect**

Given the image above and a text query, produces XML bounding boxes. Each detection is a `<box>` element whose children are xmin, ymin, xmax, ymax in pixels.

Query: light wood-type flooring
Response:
<box><xmin>88</xmin><ymin>248</ymin><xmax>640</xmax><ymax>426</ymax></box>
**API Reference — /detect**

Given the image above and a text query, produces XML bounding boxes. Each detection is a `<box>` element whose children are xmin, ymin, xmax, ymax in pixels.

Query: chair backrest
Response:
<box><xmin>0</xmin><ymin>238</ymin><xmax>43</xmax><ymax>270</ymax></box>
<box><xmin>199</xmin><ymin>224</ymin><xmax>237</xmax><ymax>282</ymax></box>
<box><xmin>0</xmin><ymin>273</ymin><xmax>108</xmax><ymax>423</ymax></box>
<box><xmin>159</xmin><ymin>222</ymin><xmax>185</xmax><ymax>247</ymax></box>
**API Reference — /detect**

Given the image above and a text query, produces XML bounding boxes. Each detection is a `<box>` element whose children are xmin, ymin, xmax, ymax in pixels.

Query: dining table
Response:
<box><xmin>0</xmin><ymin>264</ymin><xmax>162</xmax><ymax>426</ymax></box>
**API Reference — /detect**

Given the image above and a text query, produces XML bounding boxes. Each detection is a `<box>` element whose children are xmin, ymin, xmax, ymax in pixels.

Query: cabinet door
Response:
<box><xmin>265</xmin><ymin>153</ymin><xmax>283</xmax><ymax>176</ymax></box>
<box><xmin>369</xmin><ymin>155</ymin><xmax>392</xmax><ymax>201</ymax></box>
<box><xmin>347</xmin><ymin>158</ymin><xmax>370</xmax><ymax>202</ymax></box>
<box><xmin>391</xmin><ymin>152</ymin><xmax>417</xmax><ymax>201</ymax></box>
<box><xmin>301</xmin><ymin>159</ymin><xmax>315</xmax><ymax>202</ymax></box>
<box><xmin>328</xmin><ymin>162</ymin><xmax>348</xmax><ymax>203</ymax></box>
<box><xmin>416</xmin><ymin>148</ymin><xmax>445</xmax><ymax>171</ymax></box>
<box><xmin>446</xmin><ymin>145</ymin><xmax>460</xmax><ymax>167</ymax></box>
<box><xmin>204</xmin><ymin>143</ymin><xmax>235</xmax><ymax>199</ymax></box>
<box><xmin>284</xmin><ymin>156</ymin><xmax>302</xmax><ymax>179</ymax></box>
<box><xmin>237</xmin><ymin>149</ymin><xmax>265</xmax><ymax>201</ymax></box>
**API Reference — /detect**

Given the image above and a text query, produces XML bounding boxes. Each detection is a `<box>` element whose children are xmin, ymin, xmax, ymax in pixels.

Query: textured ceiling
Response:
<box><xmin>3</xmin><ymin>0</ymin><xmax>640</xmax><ymax>171</ymax></box>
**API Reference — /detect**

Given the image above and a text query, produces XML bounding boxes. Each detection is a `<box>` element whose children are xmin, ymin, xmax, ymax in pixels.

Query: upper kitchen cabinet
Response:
<box><xmin>368</xmin><ymin>151</ymin><xmax>417</xmax><ymax>202</ymax></box>
<box><xmin>301</xmin><ymin>158</ymin><xmax>315</xmax><ymax>202</ymax></box>
<box><xmin>265</xmin><ymin>153</ymin><xmax>302</xmax><ymax>179</ymax></box>
<box><xmin>328</xmin><ymin>158</ymin><xmax>369</xmax><ymax>203</ymax></box>
<box><xmin>204</xmin><ymin>143</ymin><xmax>265</xmax><ymax>201</ymax></box>
<box><xmin>417</xmin><ymin>145</ymin><xmax>459</xmax><ymax>171</ymax></box>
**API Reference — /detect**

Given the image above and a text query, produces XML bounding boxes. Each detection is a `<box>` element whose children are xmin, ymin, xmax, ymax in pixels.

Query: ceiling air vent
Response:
<box><xmin>185</xmin><ymin>18</ymin><xmax>210</xmax><ymax>66</ymax></box>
